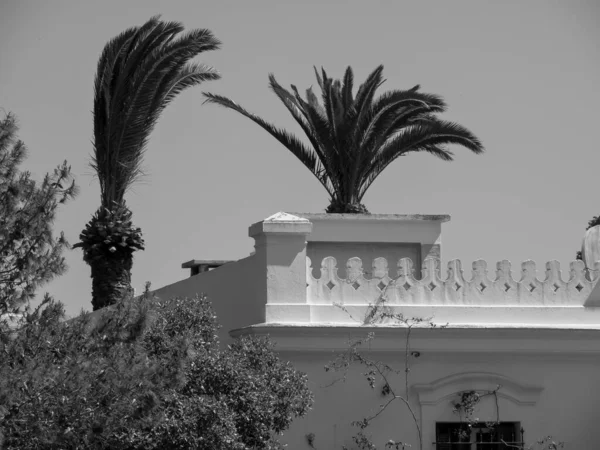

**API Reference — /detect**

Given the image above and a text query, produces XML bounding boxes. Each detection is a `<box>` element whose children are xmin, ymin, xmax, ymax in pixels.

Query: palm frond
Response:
<box><xmin>341</xmin><ymin>66</ymin><xmax>354</xmax><ymax>109</ymax></box>
<box><xmin>360</xmin><ymin>97</ymin><xmax>435</xmax><ymax>149</ymax></box>
<box><xmin>202</xmin><ymin>93</ymin><xmax>332</xmax><ymax>196</ymax></box>
<box><xmin>352</xmin><ymin>65</ymin><xmax>385</xmax><ymax>114</ymax></box>
<box><xmin>92</xmin><ymin>26</ymin><xmax>142</xmax><ymax>199</ymax></box>
<box><xmin>321</xmin><ymin>76</ymin><xmax>340</xmax><ymax>154</ymax></box>
<box><xmin>360</xmin><ymin>103</ymin><xmax>448</xmax><ymax>158</ymax></box>
<box><xmin>290</xmin><ymin>84</ymin><xmax>338</xmax><ymax>190</ymax></box>
<box><xmin>295</xmin><ymin>86</ymin><xmax>332</xmax><ymax>148</ymax></box>
<box><xmin>92</xmin><ymin>17</ymin><xmax>221</xmax><ymax>207</ymax></box>
<box><xmin>116</xmin><ymin>64</ymin><xmax>220</xmax><ymax>200</ymax></box>
<box><xmin>202</xmin><ymin>64</ymin><xmax>484</xmax><ymax>213</ymax></box>
<box><xmin>115</xmin><ymin>19</ymin><xmax>182</xmax><ymax>98</ymax></box>
<box><xmin>104</xmin><ymin>20</ymin><xmax>185</xmax><ymax>204</ymax></box>
<box><xmin>93</xmin><ymin>25</ymin><xmax>139</xmax><ymax>111</ymax></box>
<box><xmin>351</xmin><ymin>65</ymin><xmax>385</xmax><ymax>142</ymax></box>
<box><xmin>359</xmin><ymin>120</ymin><xmax>484</xmax><ymax>198</ymax></box>
<box><xmin>120</xmin><ymin>16</ymin><xmax>164</xmax><ymax>65</ymax></box>
<box><xmin>156</xmin><ymin>63</ymin><xmax>220</xmax><ymax>109</ymax></box>
<box><xmin>357</xmin><ymin>108</ymin><xmax>435</xmax><ymax>179</ymax></box>
<box><xmin>116</xmin><ymin>27</ymin><xmax>221</xmax><ymax>143</ymax></box>
<box><xmin>369</xmin><ymin>87</ymin><xmax>446</xmax><ymax>113</ymax></box>
<box><xmin>269</xmin><ymin>77</ymin><xmax>329</xmax><ymax>170</ymax></box>
<box><xmin>303</xmin><ymin>86</ymin><xmax>325</xmax><ymax>117</ymax></box>
<box><xmin>313</xmin><ymin>66</ymin><xmax>324</xmax><ymax>91</ymax></box>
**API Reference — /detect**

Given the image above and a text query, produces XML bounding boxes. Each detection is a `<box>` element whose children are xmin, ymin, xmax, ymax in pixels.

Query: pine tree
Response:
<box><xmin>0</xmin><ymin>112</ymin><xmax>78</xmax><ymax>317</ymax></box>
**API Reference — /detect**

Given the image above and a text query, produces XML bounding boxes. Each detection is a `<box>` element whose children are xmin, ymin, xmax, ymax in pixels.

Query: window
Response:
<box><xmin>435</xmin><ymin>422</ymin><xmax>523</xmax><ymax>449</ymax></box>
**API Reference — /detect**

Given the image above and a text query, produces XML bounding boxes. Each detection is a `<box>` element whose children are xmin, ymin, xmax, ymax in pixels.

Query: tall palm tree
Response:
<box><xmin>204</xmin><ymin>65</ymin><xmax>484</xmax><ymax>213</ymax></box>
<box><xmin>74</xmin><ymin>16</ymin><xmax>221</xmax><ymax>310</ymax></box>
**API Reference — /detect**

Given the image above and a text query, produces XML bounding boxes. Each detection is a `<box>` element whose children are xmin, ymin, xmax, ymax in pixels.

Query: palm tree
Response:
<box><xmin>204</xmin><ymin>65</ymin><xmax>484</xmax><ymax>213</ymax></box>
<box><xmin>74</xmin><ymin>16</ymin><xmax>221</xmax><ymax>310</ymax></box>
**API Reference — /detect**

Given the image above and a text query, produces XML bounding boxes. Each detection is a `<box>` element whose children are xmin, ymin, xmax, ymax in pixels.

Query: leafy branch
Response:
<box><xmin>502</xmin><ymin>436</ymin><xmax>565</xmax><ymax>450</ymax></box>
<box><xmin>324</xmin><ymin>275</ymin><xmax>446</xmax><ymax>450</ymax></box>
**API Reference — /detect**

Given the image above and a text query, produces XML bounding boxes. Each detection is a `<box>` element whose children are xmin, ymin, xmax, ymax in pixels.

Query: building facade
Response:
<box><xmin>154</xmin><ymin>212</ymin><xmax>600</xmax><ymax>449</ymax></box>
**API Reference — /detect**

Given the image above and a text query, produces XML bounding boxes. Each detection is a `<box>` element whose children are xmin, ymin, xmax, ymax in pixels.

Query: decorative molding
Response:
<box><xmin>263</xmin><ymin>211</ymin><xmax>311</xmax><ymax>223</ymax></box>
<box><xmin>248</xmin><ymin>211</ymin><xmax>313</xmax><ymax>238</ymax></box>
<box><xmin>415</xmin><ymin>372</ymin><xmax>545</xmax><ymax>450</ymax></box>
<box><xmin>290</xmin><ymin>212</ymin><xmax>451</xmax><ymax>222</ymax></box>
<box><xmin>307</xmin><ymin>256</ymin><xmax>600</xmax><ymax>306</ymax></box>
<box><xmin>230</xmin><ymin>325</ymin><xmax>600</xmax><ymax>356</ymax></box>
<box><xmin>413</xmin><ymin>372</ymin><xmax>544</xmax><ymax>407</ymax></box>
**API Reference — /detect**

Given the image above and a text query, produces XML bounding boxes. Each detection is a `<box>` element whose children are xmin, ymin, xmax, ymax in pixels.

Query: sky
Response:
<box><xmin>1</xmin><ymin>0</ymin><xmax>599</xmax><ymax>318</ymax></box>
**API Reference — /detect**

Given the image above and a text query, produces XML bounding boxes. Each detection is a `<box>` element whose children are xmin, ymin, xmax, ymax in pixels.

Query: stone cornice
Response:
<box><xmin>290</xmin><ymin>212</ymin><xmax>451</xmax><ymax>223</ymax></box>
<box><xmin>230</xmin><ymin>324</ymin><xmax>600</xmax><ymax>357</ymax></box>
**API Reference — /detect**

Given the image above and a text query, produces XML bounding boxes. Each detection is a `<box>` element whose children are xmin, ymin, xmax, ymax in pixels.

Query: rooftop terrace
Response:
<box><xmin>151</xmin><ymin>212</ymin><xmax>600</xmax><ymax>338</ymax></box>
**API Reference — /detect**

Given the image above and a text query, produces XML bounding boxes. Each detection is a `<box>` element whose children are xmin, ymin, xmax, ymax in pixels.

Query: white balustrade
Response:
<box><xmin>306</xmin><ymin>256</ymin><xmax>600</xmax><ymax>306</ymax></box>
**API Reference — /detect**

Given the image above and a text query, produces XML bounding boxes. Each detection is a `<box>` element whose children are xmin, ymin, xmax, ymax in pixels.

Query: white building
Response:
<box><xmin>154</xmin><ymin>212</ymin><xmax>600</xmax><ymax>450</ymax></box>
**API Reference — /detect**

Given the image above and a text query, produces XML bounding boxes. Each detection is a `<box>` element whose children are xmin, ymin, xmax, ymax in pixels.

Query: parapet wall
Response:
<box><xmin>307</xmin><ymin>256</ymin><xmax>600</xmax><ymax>307</ymax></box>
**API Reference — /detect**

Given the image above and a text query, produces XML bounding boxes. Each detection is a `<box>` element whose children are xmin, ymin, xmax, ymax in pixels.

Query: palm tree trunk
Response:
<box><xmin>89</xmin><ymin>254</ymin><xmax>134</xmax><ymax>310</ymax></box>
<box><xmin>326</xmin><ymin>197</ymin><xmax>370</xmax><ymax>214</ymax></box>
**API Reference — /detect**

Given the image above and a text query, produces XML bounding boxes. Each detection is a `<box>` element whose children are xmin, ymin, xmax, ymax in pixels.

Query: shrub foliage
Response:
<box><xmin>0</xmin><ymin>290</ymin><xmax>313</xmax><ymax>449</ymax></box>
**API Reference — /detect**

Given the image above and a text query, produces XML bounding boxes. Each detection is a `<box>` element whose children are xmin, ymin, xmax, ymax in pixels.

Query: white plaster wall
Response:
<box><xmin>150</xmin><ymin>213</ymin><xmax>600</xmax><ymax>448</ymax></box>
<box><xmin>302</xmin><ymin>216</ymin><xmax>443</xmax><ymax>245</ymax></box>
<box><xmin>151</xmin><ymin>255</ymin><xmax>265</xmax><ymax>346</ymax></box>
<box><xmin>276</xmin><ymin>350</ymin><xmax>600</xmax><ymax>450</ymax></box>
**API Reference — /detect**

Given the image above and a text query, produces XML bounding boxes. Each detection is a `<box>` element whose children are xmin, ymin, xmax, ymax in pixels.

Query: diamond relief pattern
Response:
<box><xmin>313</xmin><ymin>257</ymin><xmax>591</xmax><ymax>307</ymax></box>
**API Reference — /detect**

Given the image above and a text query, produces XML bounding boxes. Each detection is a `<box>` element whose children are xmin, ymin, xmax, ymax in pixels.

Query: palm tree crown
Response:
<box><xmin>92</xmin><ymin>15</ymin><xmax>221</xmax><ymax>208</ymax></box>
<box><xmin>75</xmin><ymin>16</ymin><xmax>221</xmax><ymax>310</ymax></box>
<box><xmin>204</xmin><ymin>65</ymin><xmax>484</xmax><ymax>213</ymax></box>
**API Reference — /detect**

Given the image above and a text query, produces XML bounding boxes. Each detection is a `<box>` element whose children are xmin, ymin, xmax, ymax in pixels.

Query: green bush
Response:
<box><xmin>0</xmin><ymin>290</ymin><xmax>313</xmax><ymax>449</ymax></box>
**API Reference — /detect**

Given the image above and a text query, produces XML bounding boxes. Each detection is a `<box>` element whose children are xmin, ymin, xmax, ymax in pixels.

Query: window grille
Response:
<box><xmin>434</xmin><ymin>422</ymin><xmax>524</xmax><ymax>449</ymax></box>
